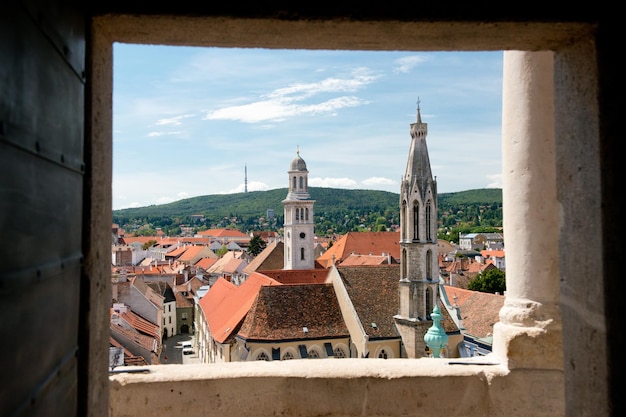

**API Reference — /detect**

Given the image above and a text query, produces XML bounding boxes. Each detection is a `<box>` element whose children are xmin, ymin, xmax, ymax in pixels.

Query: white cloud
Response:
<box><xmin>204</xmin><ymin>96</ymin><xmax>365</xmax><ymax>123</ymax></box>
<box><xmin>155</xmin><ymin>114</ymin><xmax>194</xmax><ymax>126</ymax></box>
<box><xmin>309</xmin><ymin>177</ymin><xmax>358</xmax><ymax>188</ymax></box>
<box><xmin>203</xmin><ymin>69</ymin><xmax>378</xmax><ymax>124</ymax></box>
<box><xmin>362</xmin><ymin>177</ymin><xmax>396</xmax><ymax>186</ymax></box>
<box><xmin>223</xmin><ymin>181</ymin><xmax>271</xmax><ymax>194</ymax></box>
<box><xmin>393</xmin><ymin>55</ymin><xmax>431</xmax><ymax>73</ymax></box>
<box><xmin>146</xmin><ymin>131</ymin><xmax>184</xmax><ymax>137</ymax></box>
<box><xmin>485</xmin><ymin>173</ymin><xmax>503</xmax><ymax>189</ymax></box>
<box><xmin>268</xmin><ymin>68</ymin><xmax>379</xmax><ymax>98</ymax></box>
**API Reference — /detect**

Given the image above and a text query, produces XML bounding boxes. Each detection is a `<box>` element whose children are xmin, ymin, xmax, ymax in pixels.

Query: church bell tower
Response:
<box><xmin>282</xmin><ymin>148</ymin><xmax>316</xmax><ymax>270</ymax></box>
<box><xmin>394</xmin><ymin>101</ymin><xmax>440</xmax><ymax>358</ymax></box>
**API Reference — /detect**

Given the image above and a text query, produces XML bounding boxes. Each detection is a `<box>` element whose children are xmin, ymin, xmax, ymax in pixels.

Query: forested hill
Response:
<box><xmin>113</xmin><ymin>187</ymin><xmax>502</xmax><ymax>236</ymax></box>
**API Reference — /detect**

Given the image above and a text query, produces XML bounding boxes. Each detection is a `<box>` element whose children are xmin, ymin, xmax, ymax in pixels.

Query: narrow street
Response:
<box><xmin>160</xmin><ymin>332</ymin><xmax>200</xmax><ymax>365</ymax></box>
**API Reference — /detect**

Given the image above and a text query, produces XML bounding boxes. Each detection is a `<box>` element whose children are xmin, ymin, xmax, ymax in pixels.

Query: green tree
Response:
<box><xmin>216</xmin><ymin>244</ymin><xmax>229</xmax><ymax>257</ymax></box>
<box><xmin>142</xmin><ymin>239</ymin><xmax>157</xmax><ymax>250</ymax></box>
<box><xmin>468</xmin><ymin>268</ymin><xmax>506</xmax><ymax>294</ymax></box>
<box><xmin>248</xmin><ymin>234</ymin><xmax>267</xmax><ymax>256</ymax></box>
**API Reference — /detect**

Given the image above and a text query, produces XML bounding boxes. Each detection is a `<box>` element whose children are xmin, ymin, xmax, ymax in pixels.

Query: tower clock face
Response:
<box><xmin>300</xmin><ymin>232</ymin><xmax>306</xmax><ymax>239</ymax></box>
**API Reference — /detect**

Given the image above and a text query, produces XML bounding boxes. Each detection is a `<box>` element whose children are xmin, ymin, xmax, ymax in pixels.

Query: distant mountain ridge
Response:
<box><xmin>113</xmin><ymin>187</ymin><xmax>502</xmax><ymax>217</ymax></box>
<box><xmin>113</xmin><ymin>188</ymin><xmax>502</xmax><ymax>235</ymax></box>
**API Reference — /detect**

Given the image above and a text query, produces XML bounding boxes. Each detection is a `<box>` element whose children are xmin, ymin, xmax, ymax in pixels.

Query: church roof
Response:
<box><xmin>198</xmin><ymin>272</ymin><xmax>281</xmax><ymax>343</ymax></box>
<box><xmin>289</xmin><ymin>151</ymin><xmax>308</xmax><ymax>171</ymax></box>
<box><xmin>236</xmin><ymin>283</ymin><xmax>348</xmax><ymax>342</ymax></box>
<box><xmin>336</xmin><ymin>265</ymin><xmax>401</xmax><ymax>339</ymax></box>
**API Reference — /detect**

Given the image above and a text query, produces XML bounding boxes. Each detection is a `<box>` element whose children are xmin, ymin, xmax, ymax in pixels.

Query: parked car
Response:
<box><xmin>180</xmin><ymin>340</ymin><xmax>194</xmax><ymax>355</ymax></box>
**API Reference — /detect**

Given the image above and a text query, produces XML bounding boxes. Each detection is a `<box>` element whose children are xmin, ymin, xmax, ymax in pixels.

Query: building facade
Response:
<box><xmin>394</xmin><ymin>103</ymin><xmax>440</xmax><ymax>358</ymax></box>
<box><xmin>282</xmin><ymin>149</ymin><xmax>316</xmax><ymax>270</ymax></box>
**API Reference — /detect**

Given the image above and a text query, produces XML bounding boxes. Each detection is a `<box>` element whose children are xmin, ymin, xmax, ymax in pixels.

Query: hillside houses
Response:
<box><xmin>459</xmin><ymin>232</ymin><xmax>504</xmax><ymax>251</ymax></box>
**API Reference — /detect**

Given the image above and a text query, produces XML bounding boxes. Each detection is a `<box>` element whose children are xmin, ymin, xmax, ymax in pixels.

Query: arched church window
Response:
<box><xmin>378</xmin><ymin>349</ymin><xmax>388</xmax><ymax>359</ymax></box>
<box><xmin>400</xmin><ymin>200</ymin><xmax>407</xmax><ymax>241</ymax></box>
<box><xmin>296</xmin><ymin>208</ymin><xmax>300</xmax><ymax>221</ymax></box>
<box><xmin>300</xmin><ymin>247</ymin><xmax>305</xmax><ymax>261</ymax></box>
<box><xmin>413</xmin><ymin>200</ymin><xmax>419</xmax><ymax>240</ymax></box>
<box><xmin>426</xmin><ymin>249</ymin><xmax>432</xmax><ymax>280</ymax></box>
<box><xmin>299</xmin><ymin>176</ymin><xmax>303</xmax><ymax>189</ymax></box>
<box><xmin>282</xmin><ymin>351</ymin><xmax>295</xmax><ymax>360</ymax></box>
<box><xmin>401</xmin><ymin>248</ymin><xmax>407</xmax><ymax>279</ymax></box>
<box><xmin>426</xmin><ymin>287</ymin><xmax>433</xmax><ymax>320</ymax></box>
<box><xmin>426</xmin><ymin>201</ymin><xmax>432</xmax><ymax>241</ymax></box>
<box><xmin>333</xmin><ymin>347</ymin><xmax>346</xmax><ymax>358</ymax></box>
<box><xmin>292</xmin><ymin>176</ymin><xmax>296</xmax><ymax>190</ymax></box>
<box><xmin>256</xmin><ymin>351</ymin><xmax>269</xmax><ymax>361</ymax></box>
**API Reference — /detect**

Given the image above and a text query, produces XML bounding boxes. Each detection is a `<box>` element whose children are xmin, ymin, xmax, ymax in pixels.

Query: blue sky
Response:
<box><xmin>113</xmin><ymin>44</ymin><xmax>503</xmax><ymax>210</ymax></box>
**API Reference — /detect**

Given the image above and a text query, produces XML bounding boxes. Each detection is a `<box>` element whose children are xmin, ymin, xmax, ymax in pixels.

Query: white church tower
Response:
<box><xmin>282</xmin><ymin>148</ymin><xmax>316</xmax><ymax>270</ymax></box>
<box><xmin>394</xmin><ymin>101</ymin><xmax>440</xmax><ymax>358</ymax></box>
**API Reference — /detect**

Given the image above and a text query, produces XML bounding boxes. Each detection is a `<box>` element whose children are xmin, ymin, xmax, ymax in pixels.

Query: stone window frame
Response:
<box><xmin>94</xmin><ymin>13</ymin><xmax>603</xmax><ymax>417</ymax></box>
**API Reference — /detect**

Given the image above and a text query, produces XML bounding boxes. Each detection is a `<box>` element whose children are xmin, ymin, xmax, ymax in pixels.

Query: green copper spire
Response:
<box><xmin>424</xmin><ymin>305</ymin><xmax>448</xmax><ymax>358</ymax></box>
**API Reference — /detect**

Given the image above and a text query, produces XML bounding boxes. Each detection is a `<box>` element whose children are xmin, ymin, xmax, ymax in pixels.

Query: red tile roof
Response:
<box><xmin>197</xmin><ymin>228</ymin><xmax>249</xmax><ymax>238</ymax></box>
<box><xmin>339</xmin><ymin>253</ymin><xmax>397</xmax><ymax>266</ymax></box>
<box><xmin>221</xmin><ymin>258</ymin><xmax>246</xmax><ymax>274</ymax></box>
<box><xmin>480</xmin><ymin>249</ymin><xmax>505</xmax><ymax>258</ymax></box>
<box><xmin>173</xmin><ymin>276</ymin><xmax>206</xmax><ymax>295</ymax></box>
<box><xmin>258</xmin><ymin>269</ymin><xmax>329</xmax><ymax>285</ymax></box>
<box><xmin>111</xmin><ymin>323</ymin><xmax>157</xmax><ymax>353</ymax></box>
<box><xmin>465</xmin><ymin>261</ymin><xmax>496</xmax><ymax>274</ymax></box>
<box><xmin>119</xmin><ymin>309</ymin><xmax>160</xmax><ymax>340</ymax></box>
<box><xmin>316</xmin><ymin>232</ymin><xmax>400</xmax><ymax>268</ymax></box>
<box><xmin>178</xmin><ymin>245</ymin><xmax>204</xmax><ymax>260</ymax></box>
<box><xmin>177</xmin><ymin>245</ymin><xmax>216</xmax><ymax>263</ymax></box>
<box><xmin>198</xmin><ymin>272</ymin><xmax>281</xmax><ymax>343</ymax></box>
<box><xmin>195</xmin><ymin>257</ymin><xmax>217</xmax><ymax>270</ymax></box>
<box><xmin>441</xmin><ymin>285</ymin><xmax>504</xmax><ymax>338</ymax></box>
<box><xmin>174</xmin><ymin>291</ymin><xmax>193</xmax><ymax>308</ymax></box>
<box><xmin>166</xmin><ymin>246</ymin><xmax>187</xmax><ymax>258</ymax></box>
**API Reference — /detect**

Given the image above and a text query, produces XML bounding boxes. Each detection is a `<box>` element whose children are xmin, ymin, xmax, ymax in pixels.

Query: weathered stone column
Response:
<box><xmin>492</xmin><ymin>51</ymin><xmax>563</xmax><ymax>370</ymax></box>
